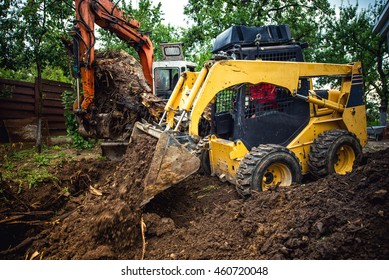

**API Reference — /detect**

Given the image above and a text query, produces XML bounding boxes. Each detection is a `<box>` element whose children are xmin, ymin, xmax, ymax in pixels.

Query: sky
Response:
<box><xmin>329</xmin><ymin>0</ymin><xmax>379</xmax><ymax>10</ymax></box>
<box><xmin>130</xmin><ymin>0</ymin><xmax>189</xmax><ymax>27</ymax></box>
<box><xmin>145</xmin><ymin>0</ymin><xmax>379</xmax><ymax>27</ymax></box>
<box><xmin>156</xmin><ymin>0</ymin><xmax>189</xmax><ymax>27</ymax></box>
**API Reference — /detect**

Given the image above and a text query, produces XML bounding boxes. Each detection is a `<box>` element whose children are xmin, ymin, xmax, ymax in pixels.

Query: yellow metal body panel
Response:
<box><xmin>342</xmin><ymin>106</ymin><xmax>368</xmax><ymax>147</ymax></box>
<box><xmin>208</xmin><ymin>136</ymin><xmax>248</xmax><ymax>183</ymax></box>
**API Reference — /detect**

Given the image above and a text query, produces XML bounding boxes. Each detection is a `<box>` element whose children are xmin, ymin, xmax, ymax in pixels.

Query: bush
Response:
<box><xmin>62</xmin><ymin>90</ymin><xmax>95</xmax><ymax>150</ymax></box>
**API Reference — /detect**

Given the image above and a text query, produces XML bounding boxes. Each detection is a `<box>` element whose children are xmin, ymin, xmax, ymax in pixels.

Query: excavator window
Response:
<box><xmin>154</xmin><ymin>68</ymin><xmax>180</xmax><ymax>99</ymax></box>
<box><xmin>257</xmin><ymin>51</ymin><xmax>298</xmax><ymax>62</ymax></box>
<box><xmin>238</xmin><ymin>81</ymin><xmax>310</xmax><ymax>148</ymax></box>
<box><xmin>215</xmin><ymin>88</ymin><xmax>237</xmax><ymax>113</ymax></box>
<box><xmin>211</xmin><ymin>82</ymin><xmax>309</xmax><ymax>146</ymax></box>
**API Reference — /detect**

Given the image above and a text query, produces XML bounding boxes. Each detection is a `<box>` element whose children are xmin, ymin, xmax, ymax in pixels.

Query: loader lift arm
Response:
<box><xmin>159</xmin><ymin>60</ymin><xmax>363</xmax><ymax>137</ymax></box>
<box><xmin>73</xmin><ymin>0</ymin><xmax>154</xmax><ymax>111</ymax></box>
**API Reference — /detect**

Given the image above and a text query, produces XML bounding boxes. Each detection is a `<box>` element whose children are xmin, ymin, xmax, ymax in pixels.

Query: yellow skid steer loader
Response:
<box><xmin>133</xmin><ymin>25</ymin><xmax>367</xmax><ymax>203</ymax></box>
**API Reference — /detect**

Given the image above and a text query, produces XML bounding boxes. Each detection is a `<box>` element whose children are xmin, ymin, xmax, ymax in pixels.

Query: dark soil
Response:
<box><xmin>0</xmin><ymin>152</ymin><xmax>116</xmax><ymax>259</ymax></box>
<box><xmin>22</xmin><ymin>135</ymin><xmax>157</xmax><ymax>260</ymax></box>
<box><xmin>143</xmin><ymin>149</ymin><xmax>389</xmax><ymax>260</ymax></box>
<box><xmin>1</xmin><ymin>142</ymin><xmax>388</xmax><ymax>260</ymax></box>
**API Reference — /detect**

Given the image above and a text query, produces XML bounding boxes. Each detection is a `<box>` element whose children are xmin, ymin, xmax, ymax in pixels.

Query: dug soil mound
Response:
<box><xmin>143</xmin><ymin>148</ymin><xmax>389</xmax><ymax>260</ymax></box>
<box><xmin>26</xmin><ymin>135</ymin><xmax>157</xmax><ymax>260</ymax></box>
<box><xmin>0</xmin><ymin>150</ymin><xmax>117</xmax><ymax>259</ymax></box>
<box><xmin>1</xmin><ymin>144</ymin><xmax>388</xmax><ymax>260</ymax></box>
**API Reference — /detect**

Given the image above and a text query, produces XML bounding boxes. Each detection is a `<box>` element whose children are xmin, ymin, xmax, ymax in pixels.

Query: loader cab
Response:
<box><xmin>153</xmin><ymin>43</ymin><xmax>196</xmax><ymax>100</ymax></box>
<box><xmin>212</xmin><ymin>80</ymin><xmax>310</xmax><ymax>150</ymax></box>
<box><xmin>210</xmin><ymin>24</ymin><xmax>310</xmax><ymax>149</ymax></box>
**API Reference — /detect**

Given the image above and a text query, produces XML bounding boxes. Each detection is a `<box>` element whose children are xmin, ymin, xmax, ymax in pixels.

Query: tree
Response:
<box><xmin>0</xmin><ymin>0</ymin><xmax>73</xmax><ymax>151</ymax></box>
<box><xmin>97</xmin><ymin>0</ymin><xmax>181</xmax><ymax>61</ymax></box>
<box><xmin>0</xmin><ymin>1</ymin><xmax>73</xmax><ymax>76</ymax></box>
<box><xmin>182</xmin><ymin>0</ymin><xmax>335</xmax><ymax>66</ymax></box>
<box><xmin>0</xmin><ymin>0</ymin><xmax>25</xmax><ymax>70</ymax></box>
<box><xmin>20</xmin><ymin>0</ymin><xmax>70</xmax><ymax>151</ymax></box>
<box><xmin>320</xmin><ymin>1</ymin><xmax>388</xmax><ymax>125</ymax></box>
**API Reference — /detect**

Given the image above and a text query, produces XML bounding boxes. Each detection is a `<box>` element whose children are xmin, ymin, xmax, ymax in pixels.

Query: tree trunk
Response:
<box><xmin>379</xmin><ymin>98</ymin><xmax>388</xmax><ymax>126</ymax></box>
<box><xmin>376</xmin><ymin>37</ymin><xmax>388</xmax><ymax>126</ymax></box>
<box><xmin>35</xmin><ymin>61</ymin><xmax>43</xmax><ymax>153</ymax></box>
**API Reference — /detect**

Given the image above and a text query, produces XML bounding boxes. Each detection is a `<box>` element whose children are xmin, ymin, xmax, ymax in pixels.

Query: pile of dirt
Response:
<box><xmin>25</xmin><ymin>135</ymin><xmax>157</xmax><ymax>259</ymax></box>
<box><xmin>0</xmin><ymin>153</ymin><xmax>116</xmax><ymax>259</ymax></box>
<box><xmin>142</xmin><ymin>148</ymin><xmax>389</xmax><ymax>260</ymax></box>
<box><xmin>80</xmin><ymin>50</ymin><xmax>164</xmax><ymax>140</ymax></box>
<box><xmin>2</xmin><ymin>144</ymin><xmax>388</xmax><ymax>260</ymax></box>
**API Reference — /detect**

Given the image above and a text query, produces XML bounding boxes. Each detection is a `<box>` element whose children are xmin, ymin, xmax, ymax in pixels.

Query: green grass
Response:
<box><xmin>0</xmin><ymin>144</ymin><xmax>73</xmax><ymax>192</ymax></box>
<box><xmin>11</xmin><ymin>148</ymin><xmax>34</xmax><ymax>161</ymax></box>
<box><xmin>1</xmin><ymin>161</ymin><xmax>15</xmax><ymax>171</ymax></box>
<box><xmin>191</xmin><ymin>184</ymin><xmax>221</xmax><ymax>197</ymax></box>
<box><xmin>26</xmin><ymin>168</ymin><xmax>58</xmax><ymax>189</ymax></box>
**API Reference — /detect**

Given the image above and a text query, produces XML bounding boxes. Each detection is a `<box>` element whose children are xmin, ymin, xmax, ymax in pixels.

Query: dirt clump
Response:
<box><xmin>80</xmin><ymin>50</ymin><xmax>164</xmax><ymax>140</ymax></box>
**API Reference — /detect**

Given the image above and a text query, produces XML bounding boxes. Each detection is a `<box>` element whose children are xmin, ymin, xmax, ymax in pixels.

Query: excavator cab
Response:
<box><xmin>153</xmin><ymin>43</ymin><xmax>196</xmax><ymax>100</ymax></box>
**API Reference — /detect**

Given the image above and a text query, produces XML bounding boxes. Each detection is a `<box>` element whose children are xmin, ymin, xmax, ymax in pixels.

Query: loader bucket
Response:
<box><xmin>132</xmin><ymin>122</ymin><xmax>200</xmax><ymax>205</ymax></box>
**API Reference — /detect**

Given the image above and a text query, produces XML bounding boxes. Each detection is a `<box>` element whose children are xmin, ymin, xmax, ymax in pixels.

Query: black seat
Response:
<box><xmin>214</xmin><ymin>112</ymin><xmax>233</xmax><ymax>139</ymax></box>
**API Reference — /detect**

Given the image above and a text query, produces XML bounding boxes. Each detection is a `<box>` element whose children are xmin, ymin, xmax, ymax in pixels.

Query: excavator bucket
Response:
<box><xmin>101</xmin><ymin>141</ymin><xmax>129</xmax><ymax>161</ymax></box>
<box><xmin>132</xmin><ymin>122</ymin><xmax>200</xmax><ymax>205</ymax></box>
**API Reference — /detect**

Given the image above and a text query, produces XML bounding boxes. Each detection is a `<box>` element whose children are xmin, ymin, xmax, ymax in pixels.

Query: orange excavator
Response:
<box><xmin>72</xmin><ymin>0</ymin><xmax>154</xmax><ymax>114</ymax></box>
<box><xmin>71</xmin><ymin>0</ymin><xmax>196</xmax><ymax>146</ymax></box>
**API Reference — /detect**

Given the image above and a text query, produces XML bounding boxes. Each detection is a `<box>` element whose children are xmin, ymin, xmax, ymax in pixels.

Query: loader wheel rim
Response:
<box><xmin>334</xmin><ymin>144</ymin><xmax>355</xmax><ymax>174</ymax></box>
<box><xmin>262</xmin><ymin>163</ymin><xmax>292</xmax><ymax>190</ymax></box>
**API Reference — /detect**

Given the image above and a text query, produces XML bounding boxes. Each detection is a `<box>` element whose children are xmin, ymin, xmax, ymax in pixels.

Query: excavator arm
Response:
<box><xmin>73</xmin><ymin>0</ymin><xmax>154</xmax><ymax>111</ymax></box>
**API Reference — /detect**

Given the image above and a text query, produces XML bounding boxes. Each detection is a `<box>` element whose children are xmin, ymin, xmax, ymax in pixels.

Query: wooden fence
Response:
<box><xmin>0</xmin><ymin>78</ymin><xmax>73</xmax><ymax>143</ymax></box>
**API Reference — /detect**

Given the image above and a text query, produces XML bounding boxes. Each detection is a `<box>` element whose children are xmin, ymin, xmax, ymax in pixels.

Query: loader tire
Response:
<box><xmin>195</xmin><ymin>136</ymin><xmax>211</xmax><ymax>175</ymax></box>
<box><xmin>236</xmin><ymin>144</ymin><xmax>302</xmax><ymax>197</ymax></box>
<box><xmin>308</xmin><ymin>129</ymin><xmax>362</xmax><ymax>178</ymax></box>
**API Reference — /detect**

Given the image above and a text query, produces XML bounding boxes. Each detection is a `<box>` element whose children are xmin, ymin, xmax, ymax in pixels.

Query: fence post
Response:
<box><xmin>34</xmin><ymin>77</ymin><xmax>40</xmax><ymax>117</ymax></box>
<box><xmin>35</xmin><ymin>76</ymin><xmax>43</xmax><ymax>152</ymax></box>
